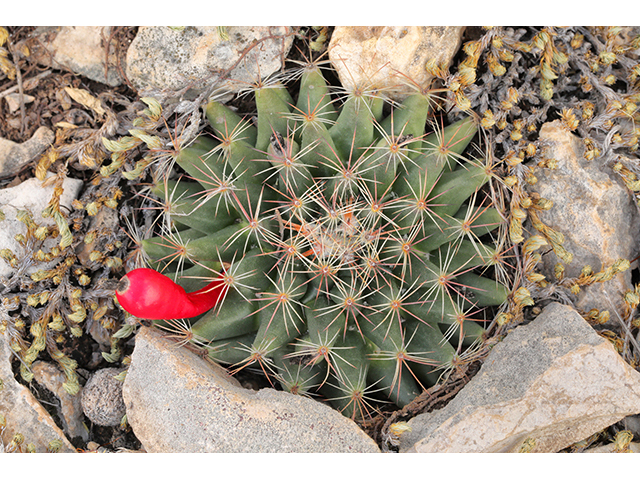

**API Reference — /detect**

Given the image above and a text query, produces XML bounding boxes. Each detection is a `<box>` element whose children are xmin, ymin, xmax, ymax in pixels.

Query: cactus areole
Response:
<box><xmin>115</xmin><ymin>268</ymin><xmax>226</xmax><ymax>320</ymax></box>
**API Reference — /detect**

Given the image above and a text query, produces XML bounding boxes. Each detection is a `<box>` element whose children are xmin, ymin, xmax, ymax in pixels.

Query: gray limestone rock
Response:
<box><xmin>123</xmin><ymin>327</ymin><xmax>380</xmax><ymax>453</ymax></box>
<box><xmin>30</xmin><ymin>26</ymin><xmax>123</xmax><ymax>87</ymax></box>
<box><xmin>526</xmin><ymin>120</ymin><xmax>640</xmax><ymax>316</ymax></box>
<box><xmin>81</xmin><ymin>367</ymin><xmax>126</xmax><ymax>427</ymax></box>
<box><xmin>399</xmin><ymin>302</ymin><xmax>640</xmax><ymax>452</ymax></box>
<box><xmin>125</xmin><ymin>26</ymin><xmax>293</xmax><ymax>100</ymax></box>
<box><xmin>329</xmin><ymin>26</ymin><xmax>465</xmax><ymax>101</ymax></box>
<box><xmin>0</xmin><ymin>126</ymin><xmax>54</xmax><ymax>178</ymax></box>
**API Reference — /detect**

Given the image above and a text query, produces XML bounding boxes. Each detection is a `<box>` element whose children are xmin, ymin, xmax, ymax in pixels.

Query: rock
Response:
<box><xmin>620</xmin><ymin>413</ymin><xmax>640</xmax><ymax>439</ymax></box>
<box><xmin>0</xmin><ymin>126</ymin><xmax>54</xmax><ymax>178</ymax></box>
<box><xmin>123</xmin><ymin>327</ymin><xmax>380</xmax><ymax>453</ymax></box>
<box><xmin>399</xmin><ymin>302</ymin><xmax>640</xmax><ymax>452</ymax></box>
<box><xmin>32</xmin><ymin>361</ymin><xmax>88</xmax><ymax>441</ymax></box>
<box><xmin>125</xmin><ymin>26</ymin><xmax>294</xmax><ymax>100</ymax></box>
<box><xmin>81</xmin><ymin>367</ymin><xmax>126</xmax><ymax>427</ymax></box>
<box><xmin>30</xmin><ymin>26</ymin><xmax>123</xmax><ymax>86</ymax></box>
<box><xmin>526</xmin><ymin>120</ymin><xmax>640</xmax><ymax>316</ymax></box>
<box><xmin>4</xmin><ymin>92</ymin><xmax>35</xmax><ymax>113</ymax></box>
<box><xmin>328</xmin><ymin>26</ymin><xmax>465</xmax><ymax>101</ymax></box>
<box><xmin>0</xmin><ymin>174</ymin><xmax>83</xmax><ymax>277</ymax></box>
<box><xmin>0</xmin><ymin>305</ymin><xmax>75</xmax><ymax>452</ymax></box>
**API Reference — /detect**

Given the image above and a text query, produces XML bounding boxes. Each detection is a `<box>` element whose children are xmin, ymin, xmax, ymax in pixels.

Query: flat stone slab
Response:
<box><xmin>526</xmin><ymin>120</ymin><xmax>640</xmax><ymax>315</ymax></box>
<box><xmin>329</xmin><ymin>26</ymin><xmax>465</xmax><ymax>100</ymax></box>
<box><xmin>123</xmin><ymin>327</ymin><xmax>380</xmax><ymax>453</ymax></box>
<box><xmin>399</xmin><ymin>302</ymin><xmax>640</xmax><ymax>452</ymax></box>
<box><xmin>0</xmin><ymin>127</ymin><xmax>54</xmax><ymax>178</ymax></box>
<box><xmin>125</xmin><ymin>26</ymin><xmax>293</xmax><ymax>99</ymax></box>
<box><xmin>30</xmin><ymin>26</ymin><xmax>123</xmax><ymax>86</ymax></box>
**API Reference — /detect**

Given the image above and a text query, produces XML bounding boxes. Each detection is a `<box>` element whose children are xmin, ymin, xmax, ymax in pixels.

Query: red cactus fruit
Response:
<box><xmin>115</xmin><ymin>268</ymin><xmax>227</xmax><ymax>319</ymax></box>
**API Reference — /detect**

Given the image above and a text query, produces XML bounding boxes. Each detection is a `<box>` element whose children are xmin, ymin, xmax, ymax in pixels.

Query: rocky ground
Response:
<box><xmin>1</xmin><ymin>26</ymin><xmax>640</xmax><ymax>453</ymax></box>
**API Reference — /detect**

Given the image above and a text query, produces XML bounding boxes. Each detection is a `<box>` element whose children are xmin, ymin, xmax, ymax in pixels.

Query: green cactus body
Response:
<box><xmin>142</xmin><ymin>64</ymin><xmax>509</xmax><ymax>419</ymax></box>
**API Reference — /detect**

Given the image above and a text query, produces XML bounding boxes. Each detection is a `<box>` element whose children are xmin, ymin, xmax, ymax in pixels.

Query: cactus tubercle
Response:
<box><xmin>115</xmin><ymin>268</ymin><xmax>227</xmax><ymax>319</ymax></box>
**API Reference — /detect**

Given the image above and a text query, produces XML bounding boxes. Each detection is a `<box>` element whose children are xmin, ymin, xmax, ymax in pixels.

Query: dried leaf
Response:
<box><xmin>63</xmin><ymin>87</ymin><xmax>106</xmax><ymax>116</ymax></box>
<box><xmin>35</xmin><ymin>149</ymin><xmax>58</xmax><ymax>181</ymax></box>
<box><xmin>4</xmin><ymin>92</ymin><xmax>34</xmax><ymax>113</ymax></box>
<box><xmin>0</xmin><ymin>53</ymin><xmax>15</xmax><ymax>80</ymax></box>
<box><xmin>15</xmin><ymin>41</ymin><xmax>29</xmax><ymax>58</ymax></box>
<box><xmin>21</xmin><ymin>70</ymin><xmax>50</xmax><ymax>91</ymax></box>
<box><xmin>0</xmin><ymin>27</ymin><xmax>8</xmax><ymax>47</ymax></box>
<box><xmin>54</xmin><ymin>121</ymin><xmax>78</xmax><ymax>130</ymax></box>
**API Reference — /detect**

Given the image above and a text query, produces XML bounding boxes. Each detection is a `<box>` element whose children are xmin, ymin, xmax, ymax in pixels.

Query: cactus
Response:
<box><xmin>121</xmin><ymin>63</ymin><xmax>509</xmax><ymax>420</ymax></box>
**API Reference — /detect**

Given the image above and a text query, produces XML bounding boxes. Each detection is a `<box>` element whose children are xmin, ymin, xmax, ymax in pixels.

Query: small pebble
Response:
<box><xmin>81</xmin><ymin>367</ymin><xmax>126</xmax><ymax>427</ymax></box>
<box><xmin>86</xmin><ymin>441</ymin><xmax>100</xmax><ymax>451</ymax></box>
<box><xmin>4</xmin><ymin>92</ymin><xmax>35</xmax><ymax>113</ymax></box>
